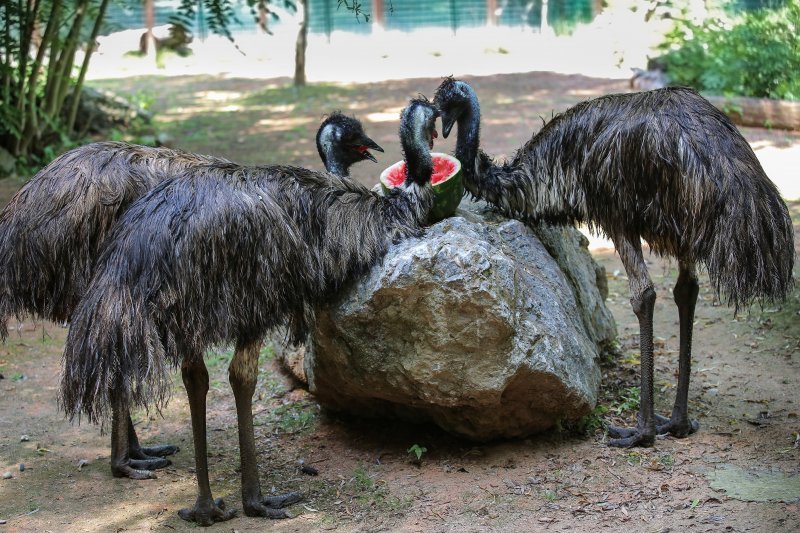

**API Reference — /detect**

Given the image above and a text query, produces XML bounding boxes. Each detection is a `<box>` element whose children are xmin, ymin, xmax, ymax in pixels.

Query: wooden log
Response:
<box><xmin>705</xmin><ymin>95</ymin><xmax>800</xmax><ymax>131</ymax></box>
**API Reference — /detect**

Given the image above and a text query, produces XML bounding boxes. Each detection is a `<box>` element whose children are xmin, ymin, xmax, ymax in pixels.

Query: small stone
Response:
<box><xmin>2</xmin><ymin>472</ymin><xmax>13</xmax><ymax>480</ymax></box>
<box><xmin>301</xmin><ymin>465</ymin><xmax>319</xmax><ymax>476</ymax></box>
<box><xmin>18</xmin><ymin>464</ymin><xmax>24</xmax><ymax>472</ymax></box>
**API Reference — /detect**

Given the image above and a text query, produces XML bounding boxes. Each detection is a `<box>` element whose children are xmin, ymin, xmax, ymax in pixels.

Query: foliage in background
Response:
<box><xmin>656</xmin><ymin>0</ymin><xmax>800</xmax><ymax>100</ymax></box>
<box><xmin>0</xmin><ymin>0</ymin><xmax>313</xmax><ymax>169</ymax></box>
<box><xmin>1</xmin><ymin>0</ymin><xmax>112</xmax><ymax>162</ymax></box>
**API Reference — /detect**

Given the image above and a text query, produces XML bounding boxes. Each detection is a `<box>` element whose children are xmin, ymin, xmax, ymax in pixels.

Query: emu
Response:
<box><xmin>0</xmin><ymin>117</ymin><xmax>383</xmax><ymax>479</ymax></box>
<box><xmin>316</xmin><ymin>110</ymin><xmax>384</xmax><ymax>177</ymax></box>
<box><xmin>60</xmin><ymin>97</ymin><xmax>439</xmax><ymax>525</ymax></box>
<box><xmin>434</xmin><ymin>77</ymin><xmax>794</xmax><ymax>448</ymax></box>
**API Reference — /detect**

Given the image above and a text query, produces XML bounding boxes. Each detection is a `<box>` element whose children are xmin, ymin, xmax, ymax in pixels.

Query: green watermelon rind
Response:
<box><xmin>379</xmin><ymin>152</ymin><xmax>464</xmax><ymax>223</ymax></box>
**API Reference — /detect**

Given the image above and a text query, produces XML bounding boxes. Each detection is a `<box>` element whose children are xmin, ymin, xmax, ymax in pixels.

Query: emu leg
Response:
<box><xmin>178</xmin><ymin>356</ymin><xmax>237</xmax><ymax>526</ymax></box>
<box><xmin>110</xmin><ymin>401</ymin><xmax>157</xmax><ymax>480</ymax></box>
<box><xmin>229</xmin><ymin>341</ymin><xmax>302</xmax><ymax>519</ymax></box>
<box><xmin>657</xmin><ymin>261</ymin><xmax>700</xmax><ymax>437</ymax></box>
<box><xmin>128</xmin><ymin>413</ymin><xmax>180</xmax><ymax>459</ymax></box>
<box><xmin>607</xmin><ymin>237</ymin><xmax>657</xmax><ymax>448</ymax></box>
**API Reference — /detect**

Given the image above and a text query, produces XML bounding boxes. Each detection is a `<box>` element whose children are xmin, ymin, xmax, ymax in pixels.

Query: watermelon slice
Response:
<box><xmin>379</xmin><ymin>152</ymin><xmax>464</xmax><ymax>223</ymax></box>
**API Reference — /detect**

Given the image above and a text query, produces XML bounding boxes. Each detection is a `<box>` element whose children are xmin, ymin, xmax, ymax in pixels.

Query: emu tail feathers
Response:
<box><xmin>704</xmin><ymin>177</ymin><xmax>795</xmax><ymax>310</ymax></box>
<box><xmin>60</xmin><ymin>286</ymin><xmax>172</xmax><ymax>425</ymax></box>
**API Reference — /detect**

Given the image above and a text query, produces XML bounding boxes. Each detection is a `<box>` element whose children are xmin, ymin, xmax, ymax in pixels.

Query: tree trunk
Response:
<box><xmin>706</xmin><ymin>95</ymin><xmax>800</xmax><ymax>132</ymax></box>
<box><xmin>257</xmin><ymin>0</ymin><xmax>269</xmax><ymax>34</ymax></box>
<box><xmin>16</xmin><ymin>0</ymin><xmax>41</xmax><ymax>110</ymax></box>
<box><xmin>2</xmin><ymin>4</ymin><xmax>11</xmax><ymax>103</ymax></box>
<box><xmin>143</xmin><ymin>0</ymin><xmax>156</xmax><ymax>58</ymax></box>
<box><xmin>47</xmin><ymin>0</ymin><xmax>89</xmax><ymax>118</ymax></box>
<box><xmin>16</xmin><ymin>0</ymin><xmax>61</xmax><ymax>156</ymax></box>
<box><xmin>67</xmin><ymin>0</ymin><xmax>110</xmax><ymax>133</ymax></box>
<box><xmin>294</xmin><ymin>0</ymin><xmax>308</xmax><ymax>87</ymax></box>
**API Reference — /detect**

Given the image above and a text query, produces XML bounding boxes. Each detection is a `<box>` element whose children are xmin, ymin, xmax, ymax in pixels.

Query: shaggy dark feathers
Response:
<box><xmin>0</xmin><ymin>142</ymin><xmax>230</xmax><ymax>339</ymax></box>
<box><xmin>439</xmin><ymin>82</ymin><xmax>794</xmax><ymax>309</ymax></box>
<box><xmin>61</xmin><ymin>100</ymin><xmax>436</xmax><ymax>424</ymax></box>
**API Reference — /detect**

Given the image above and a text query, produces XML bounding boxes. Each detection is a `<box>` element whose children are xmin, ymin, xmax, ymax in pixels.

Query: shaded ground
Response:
<box><xmin>1</xmin><ymin>71</ymin><xmax>799</xmax><ymax>532</ymax></box>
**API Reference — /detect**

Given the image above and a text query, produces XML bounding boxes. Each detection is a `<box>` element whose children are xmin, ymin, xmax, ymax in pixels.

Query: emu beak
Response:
<box><xmin>440</xmin><ymin>114</ymin><xmax>455</xmax><ymax>139</ymax></box>
<box><xmin>357</xmin><ymin>136</ymin><xmax>384</xmax><ymax>163</ymax></box>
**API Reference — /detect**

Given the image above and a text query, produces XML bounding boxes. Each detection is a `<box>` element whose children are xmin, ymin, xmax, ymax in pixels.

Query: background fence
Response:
<box><xmin>103</xmin><ymin>0</ymin><xmax>789</xmax><ymax>39</ymax></box>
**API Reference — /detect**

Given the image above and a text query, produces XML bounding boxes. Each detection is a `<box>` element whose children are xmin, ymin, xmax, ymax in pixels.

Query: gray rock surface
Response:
<box><xmin>303</xmin><ymin>199</ymin><xmax>617</xmax><ymax>440</ymax></box>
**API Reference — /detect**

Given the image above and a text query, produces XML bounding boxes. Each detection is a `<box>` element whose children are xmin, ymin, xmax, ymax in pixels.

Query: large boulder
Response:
<box><xmin>303</xmin><ymin>199</ymin><xmax>617</xmax><ymax>440</ymax></box>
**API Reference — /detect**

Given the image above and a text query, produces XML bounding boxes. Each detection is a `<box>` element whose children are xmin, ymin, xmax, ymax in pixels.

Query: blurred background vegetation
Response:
<box><xmin>657</xmin><ymin>0</ymin><xmax>799</xmax><ymax>100</ymax></box>
<box><xmin>0</xmin><ymin>0</ymin><xmax>797</xmax><ymax>173</ymax></box>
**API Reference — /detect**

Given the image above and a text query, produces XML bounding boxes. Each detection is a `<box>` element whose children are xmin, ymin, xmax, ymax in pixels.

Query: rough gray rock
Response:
<box><xmin>303</xmin><ymin>199</ymin><xmax>617</xmax><ymax>440</ymax></box>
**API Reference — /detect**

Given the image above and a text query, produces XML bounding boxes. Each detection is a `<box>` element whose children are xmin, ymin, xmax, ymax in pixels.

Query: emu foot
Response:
<box><xmin>123</xmin><ymin>443</ymin><xmax>178</xmax><ymax>473</ymax></box>
<box><xmin>243</xmin><ymin>491</ymin><xmax>303</xmax><ymax>519</ymax></box>
<box><xmin>178</xmin><ymin>497</ymin><xmax>237</xmax><ymax>526</ymax></box>
<box><xmin>655</xmin><ymin>413</ymin><xmax>699</xmax><ymax>438</ymax></box>
<box><xmin>606</xmin><ymin>424</ymin><xmax>656</xmax><ymax>448</ymax></box>
<box><xmin>137</xmin><ymin>444</ymin><xmax>179</xmax><ymax>458</ymax></box>
<box><xmin>111</xmin><ymin>462</ymin><xmax>158</xmax><ymax>480</ymax></box>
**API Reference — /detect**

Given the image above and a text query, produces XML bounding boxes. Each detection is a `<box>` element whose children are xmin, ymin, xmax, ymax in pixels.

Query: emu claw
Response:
<box><xmin>178</xmin><ymin>497</ymin><xmax>237</xmax><ymax>526</ymax></box>
<box><xmin>244</xmin><ymin>491</ymin><xmax>302</xmax><ymax>519</ymax></box>
<box><xmin>606</xmin><ymin>424</ymin><xmax>655</xmax><ymax>448</ymax></box>
<box><xmin>129</xmin><ymin>457</ymin><xmax>171</xmax><ymax>471</ymax></box>
<box><xmin>656</xmin><ymin>414</ymin><xmax>699</xmax><ymax>438</ymax></box>
<box><xmin>111</xmin><ymin>463</ymin><xmax>158</xmax><ymax>480</ymax></box>
<box><xmin>263</xmin><ymin>491</ymin><xmax>303</xmax><ymax>508</ymax></box>
<box><xmin>139</xmin><ymin>444</ymin><xmax>179</xmax><ymax>458</ymax></box>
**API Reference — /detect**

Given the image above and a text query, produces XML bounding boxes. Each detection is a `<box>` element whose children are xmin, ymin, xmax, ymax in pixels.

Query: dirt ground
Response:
<box><xmin>1</xmin><ymin>71</ymin><xmax>799</xmax><ymax>532</ymax></box>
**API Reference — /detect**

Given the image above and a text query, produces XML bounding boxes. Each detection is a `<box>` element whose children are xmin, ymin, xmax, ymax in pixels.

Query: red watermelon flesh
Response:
<box><xmin>384</xmin><ymin>156</ymin><xmax>458</xmax><ymax>187</ymax></box>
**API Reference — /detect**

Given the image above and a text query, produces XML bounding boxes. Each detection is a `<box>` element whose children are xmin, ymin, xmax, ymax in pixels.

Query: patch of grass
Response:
<box><xmin>302</xmin><ymin>464</ymin><xmax>412</xmax><ymax>522</ymax></box>
<box><xmin>561</xmin><ymin>404</ymin><xmax>609</xmax><ymax>436</ymax></box>
<box><xmin>206</xmin><ymin>348</ymin><xmax>234</xmax><ymax>371</ymax></box>
<box><xmin>625</xmin><ymin>451</ymin><xmax>643</xmax><ymax>466</ymax></box>
<box><xmin>272</xmin><ymin>401</ymin><xmax>317</xmax><ymax>434</ymax></box>
<box><xmin>353</xmin><ymin>464</ymin><xmax>374</xmax><ymax>491</ymax></box>
<box><xmin>612</xmin><ymin>386</ymin><xmax>640</xmax><ymax>415</ymax></box>
<box><xmin>542</xmin><ymin>489</ymin><xmax>559</xmax><ymax>502</ymax></box>
<box><xmin>241</xmin><ymin>83</ymin><xmax>354</xmax><ymax>111</ymax></box>
<box><xmin>349</xmin><ymin>464</ymin><xmax>411</xmax><ymax>511</ymax></box>
<box><xmin>658</xmin><ymin>453</ymin><xmax>675</xmax><ymax>467</ymax></box>
<box><xmin>620</xmin><ymin>351</ymin><xmax>641</xmax><ymax>366</ymax></box>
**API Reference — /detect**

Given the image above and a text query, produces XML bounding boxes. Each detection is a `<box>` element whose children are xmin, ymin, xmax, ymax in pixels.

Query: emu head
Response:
<box><xmin>399</xmin><ymin>96</ymin><xmax>439</xmax><ymax>187</ymax></box>
<box><xmin>433</xmin><ymin>76</ymin><xmax>475</xmax><ymax>139</ymax></box>
<box><xmin>316</xmin><ymin>112</ymin><xmax>384</xmax><ymax>175</ymax></box>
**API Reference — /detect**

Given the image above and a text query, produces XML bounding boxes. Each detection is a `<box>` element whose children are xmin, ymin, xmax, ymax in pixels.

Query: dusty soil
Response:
<box><xmin>1</xmin><ymin>71</ymin><xmax>799</xmax><ymax>532</ymax></box>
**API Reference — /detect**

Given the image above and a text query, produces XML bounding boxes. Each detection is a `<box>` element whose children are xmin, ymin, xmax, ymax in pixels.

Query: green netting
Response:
<box><xmin>102</xmin><ymin>0</ymin><xmax>788</xmax><ymax>40</ymax></box>
<box><xmin>309</xmin><ymin>0</ymin><xmax>597</xmax><ymax>34</ymax></box>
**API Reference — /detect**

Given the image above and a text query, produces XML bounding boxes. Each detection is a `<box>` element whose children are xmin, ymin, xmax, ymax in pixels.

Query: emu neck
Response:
<box><xmin>455</xmin><ymin>93</ymin><xmax>482</xmax><ymax>182</ymax></box>
<box><xmin>324</xmin><ymin>155</ymin><xmax>349</xmax><ymax>178</ymax></box>
<box><xmin>404</xmin><ymin>144</ymin><xmax>433</xmax><ymax>186</ymax></box>
<box><xmin>316</xmin><ymin>124</ymin><xmax>349</xmax><ymax>178</ymax></box>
